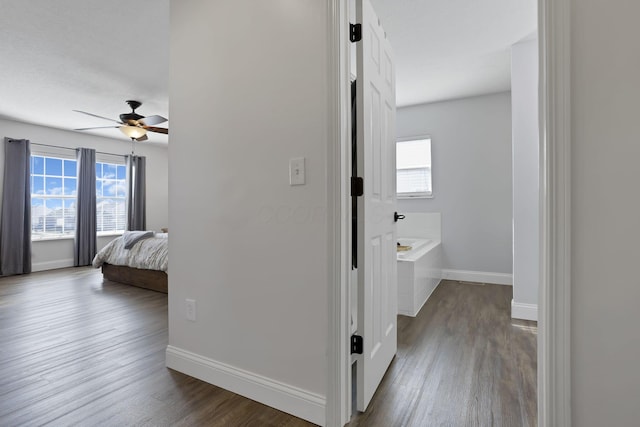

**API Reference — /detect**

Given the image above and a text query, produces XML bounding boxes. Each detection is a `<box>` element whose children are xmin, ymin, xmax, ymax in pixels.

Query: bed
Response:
<box><xmin>92</xmin><ymin>231</ymin><xmax>168</xmax><ymax>293</ymax></box>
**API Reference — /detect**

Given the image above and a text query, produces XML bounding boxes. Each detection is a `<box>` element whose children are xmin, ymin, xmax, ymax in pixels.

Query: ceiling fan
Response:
<box><xmin>74</xmin><ymin>100</ymin><xmax>168</xmax><ymax>141</ymax></box>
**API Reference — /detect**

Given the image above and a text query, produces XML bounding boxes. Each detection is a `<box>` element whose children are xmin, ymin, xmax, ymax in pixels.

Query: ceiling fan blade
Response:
<box><xmin>74</xmin><ymin>126</ymin><xmax>120</xmax><ymax>131</ymax></box>
<box><xmin>136</xmin><ymin>134</ymin><xmax>149</xmax><ymax>142</ymax></box>
<box><xmin>73</xmin><ymin>110</ymin><xmax>123</xmax><ymax>124</ymax></box>
<box><xmin>144</xmin><ymin>126</ymin><xmax>169</xmax><ymax>134</ymax></box>
<box><xmin>140</xmin><ymin>115</ymin><xmax>167</xmax><ymax>126</ymax></box>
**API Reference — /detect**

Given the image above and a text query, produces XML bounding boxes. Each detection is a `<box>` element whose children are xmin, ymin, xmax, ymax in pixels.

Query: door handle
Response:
<box><xmin>394</xmin><ymin>212</ymin><xmax>405</xmax><ymax>222</ymax></box>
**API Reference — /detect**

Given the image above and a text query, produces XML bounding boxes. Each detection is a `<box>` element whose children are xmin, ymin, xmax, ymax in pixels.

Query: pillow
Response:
<box><xmin>122</xmin><ymin>230</ymin><xmax>155</xmax><ymax>249</ymax></box>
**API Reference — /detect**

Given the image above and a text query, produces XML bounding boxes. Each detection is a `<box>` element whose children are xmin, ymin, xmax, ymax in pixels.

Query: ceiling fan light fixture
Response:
<box><xmin>74</xmin><ymin>101</ymin><xmax>166</xmax><ymax>140</ymax></box>
<box><xmin>119</xmin><ymin>125</ymin><xmax>146</xmax><ymax>139</ymax></box>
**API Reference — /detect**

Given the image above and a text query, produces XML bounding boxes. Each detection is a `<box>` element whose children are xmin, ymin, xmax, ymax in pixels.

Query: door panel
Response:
<box><xmin>355</xmin><ymin>0</ymin><xmax>397</xmax><ymax>412</ymax></box>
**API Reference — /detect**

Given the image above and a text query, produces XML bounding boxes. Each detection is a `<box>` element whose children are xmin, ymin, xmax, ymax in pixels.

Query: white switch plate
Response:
<box><xmin>185</xmin><ymin>299</ymin><xmax>197</xmax><ymax>322</ymax></box>
<box><xmin>289</xmin><ymin>157</ymin><xmax>305</xmax><ymax>186</ymax></box>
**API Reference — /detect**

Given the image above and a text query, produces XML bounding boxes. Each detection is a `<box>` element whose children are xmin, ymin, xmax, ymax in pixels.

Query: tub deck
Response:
<box><xmin>397</xmin><ymin>237</ymin><xmax>442</xmax><ymax>316</ymax></box>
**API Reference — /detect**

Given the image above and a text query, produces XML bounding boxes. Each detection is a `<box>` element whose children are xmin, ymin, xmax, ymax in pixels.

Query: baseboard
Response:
<box><xmin>441</xmin><ymin>269</ymin><xmax>512</xmax><ymax>285</ymax></box>
<box><xmin>31</xmin><ymin>259</ymin><xmax>74</xmax><ymax>272</ymax></box>
<box><xmin>511</xmin><ymin>300</ymin><xmax>538</xmax><ymax>321</ymax></box>
<box><xmin>165</xmin><ymin>345</ymin><xmax>325</xmax><ymax>426</ymax></box>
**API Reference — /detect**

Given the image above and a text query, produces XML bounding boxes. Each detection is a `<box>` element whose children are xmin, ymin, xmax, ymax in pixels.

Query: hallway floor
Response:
<box><xmin>349</xmin><ymin>280</ymin><xmax>537</xmax><ymax>426</ymax></box>
<box><xmin>0</xmin><ymin>270</ymin><xmax>535</xmax><ymax>426</ymax></box>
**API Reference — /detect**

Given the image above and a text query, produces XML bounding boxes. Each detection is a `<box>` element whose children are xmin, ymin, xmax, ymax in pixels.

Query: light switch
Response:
<box><xmin>289</xmin><ymin>157</ymin><xmax>305</xmax><ymax>186</ymax></box>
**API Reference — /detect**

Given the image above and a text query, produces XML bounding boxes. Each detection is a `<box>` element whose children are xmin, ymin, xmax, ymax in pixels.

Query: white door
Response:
<box><xmin>355</xmin><ymin>0</ymin><xmax>397</xmax><ymax>412</ymax></box>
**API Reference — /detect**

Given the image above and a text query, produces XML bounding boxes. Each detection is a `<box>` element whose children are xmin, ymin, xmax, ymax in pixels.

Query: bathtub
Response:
<box><xmin>397</xmin><ymin>238</ymin><xmax>433</xmax><ymax>259</ymax></box>
<box><xmin>397</xmin><ymin>237</ymin><xmax>442</xmax><ymax>316</ymax></box>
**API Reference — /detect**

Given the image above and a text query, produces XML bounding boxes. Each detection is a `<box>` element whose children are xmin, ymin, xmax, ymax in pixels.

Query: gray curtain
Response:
<box><xmin>0</xmin><ymin>138</ymin><xmax>31</xmax><ymax>276</ymax></box>
<box><xmin>74</xmin><ymin>148</ymin><xmax>96</xmax><ymax>266</ymax></box>
<box><xmin>126</xmin><ymin>155</ymin><xmax>146</xmax><ymax>231</ymax></box>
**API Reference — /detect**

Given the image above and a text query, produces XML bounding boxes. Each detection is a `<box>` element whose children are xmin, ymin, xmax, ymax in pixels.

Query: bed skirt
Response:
<box><xmin>102</xmin><ymin>263</ymin><xmax>168</xmax><ymax>294</ymax></box>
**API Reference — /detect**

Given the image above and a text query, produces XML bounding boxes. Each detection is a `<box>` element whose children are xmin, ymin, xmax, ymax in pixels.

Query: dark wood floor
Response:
<box><xmin>0</xmin><ymin>267</ymin><xmax>312</xmax><ymax>427</ymax></box>
<box><xmin>0</xmin><ymin>269</ymin><xmax>536</xmax><ymax>426</ymax></box>
<box><xmin>349</xmin><ymin>280</ymin><xmax>537</xmax><ymax>427</ymax></box>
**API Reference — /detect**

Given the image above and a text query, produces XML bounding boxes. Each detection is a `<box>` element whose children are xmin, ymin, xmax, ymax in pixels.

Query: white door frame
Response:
<box><xmin>537</xmin><ymin>0</ymin><xmax>571</xmax><ymax>425</ymax></box>
<box><xmin>325</xmin><ymin>0</ymin><xmax>572</xmax><ymax>425</ymax></box>
<box><xmin>325</xmin><ymin>1</ymin><xmax>352</xmax><ymax>426</ymax></box>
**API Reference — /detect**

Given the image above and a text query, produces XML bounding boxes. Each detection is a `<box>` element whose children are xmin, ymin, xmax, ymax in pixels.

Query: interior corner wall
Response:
<box><xmin>0</xmin><ymin>118</ymin><xmax>169</xmax><ymax>271</ymax></box>
<box><xmin>571</xmin><ymin>0</ymin><xmax>640</xmax><ymax>425</ymax></box>
<box><xmin>396</xmin><ymin>92</ymin><xmax>513</xmax><ymax>278</ymax></box>
<box><xmin>168</xmin><ymin>1</ymin><xmax>328</xmax><ymax>424</ymax></box>
<box><xmin>511</xmin><ymin>36</ymin><xmax>539</xmax><ymax>318</ymax></box>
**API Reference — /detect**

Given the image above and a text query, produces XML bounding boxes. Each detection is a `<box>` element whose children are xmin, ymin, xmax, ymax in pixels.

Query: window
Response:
<box><xmin>96</xmin><ymin>162</ymin><xmax>127</xmax><ymax>234</ymax></box>
<box><xmin>31</xmin><ymin>154</ymin><xmax>127</xmax><ymax>239</ymax></box>
<box><xmin>396</xmin><ymin>137</ymin><xmax>432</xmax><ymax>198</ymax></box>
<box><xmin>31</xmin><ymin>155</ymin><xmax>77</xmax><ymax>239</ymax></box>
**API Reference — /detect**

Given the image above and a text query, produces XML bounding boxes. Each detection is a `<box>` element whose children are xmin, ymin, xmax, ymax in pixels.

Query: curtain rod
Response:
<box><xmin>30</xmin><ymin>142</ymin><xmax>125</xmax><ymax>158</ymax></box>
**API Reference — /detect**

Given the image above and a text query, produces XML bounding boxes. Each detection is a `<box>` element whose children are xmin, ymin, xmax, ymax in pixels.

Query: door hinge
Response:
<box><xmin>350</xmin><ymin>23</ymin><xmax>362</xmax><ymax>42</ymax></box>
<box><xmin>351</xmin><ymin>335</ymin><xmax>363</xmax><ymax>354</ymax></box>
<box><xmin>351</xmin><ymin>177</ymin><xmax>364</xmax><ymax>197</ymax></box>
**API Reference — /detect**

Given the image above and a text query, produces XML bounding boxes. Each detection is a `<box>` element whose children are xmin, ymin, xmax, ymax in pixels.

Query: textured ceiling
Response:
<box><xmin>0</xmin><ymin>1</ymin><xmax>536</xmax><ymax>143</ymax></box>
<box><xmin>370</xmin><ymin>0</ymin><xmax>537</xmax><ymax>107</ymax></box>
<box><xmin>0</xmin><ymin>0</ymin><xmax>169</xmax><ymax>144</ymax></box>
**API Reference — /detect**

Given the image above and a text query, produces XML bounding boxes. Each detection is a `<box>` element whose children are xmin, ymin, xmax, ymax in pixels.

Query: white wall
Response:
<box><xmin>0</xmin><ymin>118</ymin><xmax>169</xmax><ymax>271</ymax></box>
<box><xmin>168</xmin><ymin>1</ymin><xmax>328</xmax><ymax>424</ymax></box>
<box><xmin>571</xmin><ymin>1</ymin><xmax>640</xmax><ymax>425</ymax></box>
<box><xmin>511</xmin><ymin>36</ymin><xmax>539</xmax><ymax>320</ymax></box>
<box><xmin>397</xmin><ymin>92</ymin><xmax>513</xmax><ymax>281</ymax></box>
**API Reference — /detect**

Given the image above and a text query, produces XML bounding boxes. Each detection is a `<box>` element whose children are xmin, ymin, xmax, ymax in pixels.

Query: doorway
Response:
<box><xmin>327</xmin><ymin>0</ymin><xmax>570</xmax><ymax>426</ymax></box>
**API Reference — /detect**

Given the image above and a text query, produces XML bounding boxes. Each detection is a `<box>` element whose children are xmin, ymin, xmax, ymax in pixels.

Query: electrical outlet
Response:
<box><xmin>289</xmin><ymin>157</ymin><xmax>305</xmax><ymax>185</ymax></box>
<box><xmin>185</xmin><ymin>299</ymin><xmax>197</xmax><ymax>322</ymax></box>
